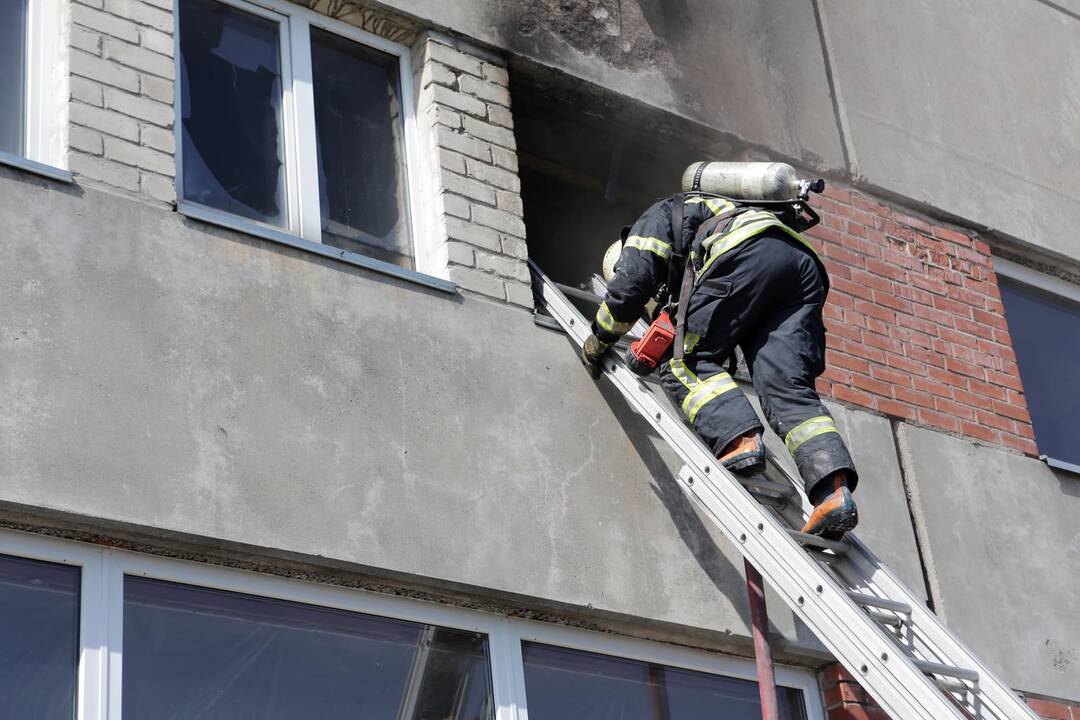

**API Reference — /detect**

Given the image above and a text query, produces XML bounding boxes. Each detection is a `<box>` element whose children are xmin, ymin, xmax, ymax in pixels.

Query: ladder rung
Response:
<box><xmin>934</xmin><ymin>677</ymin><xmax>972</xmax><ymax>696</ymax></box>
<box><xmin>846</xmin><ymin>592</ymin><xmax>912</xmax><ymax>615</ymax></box>
<box><xmin>787</xmin><ymin>529</ymin><xmax>848</xmax><ymax>554</ymax></box>
<box><xmin>867</xmin><ymin>608</ymin><xmax>903</xmax><ymax>628</ymax></box>
<box><xmin>741</xmin><ymin>476</ymin><xmax>796</xmax><ymax>497</ymax></box>
<box><xmin>912</xmin><ymin>659</ymin><xmax>980</xmax><ymax>684</ymax></box>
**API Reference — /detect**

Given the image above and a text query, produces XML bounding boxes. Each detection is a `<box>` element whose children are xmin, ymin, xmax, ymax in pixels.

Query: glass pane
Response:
<box><xmin>523</xmin><ymin>642</ymin><xmax>807</xmax><ymax>720</ymax></box>
<box><xmin>311</xmin><ymin>27</ymin><xmax>412</xmax><ymax>268</ymax></box>
<box><xmin>999</xmin><ymin>277</ymin><xmax>1080</xmax><ymax>464</ymax></box>
<box><xmin>122</xmin><ymin>577</ymin><xmax>494</xmax><ymax>719</ymax></box>
<box><xmin>0</xmin><ymin>0</ymin><xmax>28</xmax><ymax>155</ymax></box>
<box><xmin>0</xmin><ymin>554</ymin><xmax>80</xmax><ymax>719</ymax></box>
<box><xmin>179</xmin><ymin>0</ymin><xmax>286</xmax><ymax>226</ymax></box>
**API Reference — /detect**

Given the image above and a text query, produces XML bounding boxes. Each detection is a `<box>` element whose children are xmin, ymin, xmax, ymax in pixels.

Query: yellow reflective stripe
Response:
<box><xmin>624</xmin><ymin>235</ymin><xmax>672</xmax><ymax>261</ymax></box>
<box><xmin>685</xmin><ymin>196</ymin><xmax>735</xmax><ymax>216</ymax></box>
<box><xmin>682</xmin><ymin>372</ymin><xmax>739</xmax><ymax>423</ymax></box>
<box><xmin>785</xmin><ymin>415</ymin><xmax>839</xmax><ymax>454</ymax></box>
<box><xmin>699</xmin><ymin>216</ymin><xmax>820</xmax><ymax>277</ymax></box>
<box><xmin>668</xmin><ymin>359</ymin><xmax>699</xmax><ymax>391</ymax></box>
<box><xmin>684</xmin><ymin>332</ymin><xmax>701</xmax><ymax>354</ymax></box>
<box><xmin>595</xmin><ymin>302</ymin><xmax>634</xmax><ymax>335</ymax></box>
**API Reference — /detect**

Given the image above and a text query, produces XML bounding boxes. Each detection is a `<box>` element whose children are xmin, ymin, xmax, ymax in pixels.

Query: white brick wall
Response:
<box><xmin>411</xmin><ymin>32</ymin><xmax>532</xmax><ymax>308</ymax></box>
<box><xmin>68</xmin><ymin>0</ymin><xmax>176</xmax><ymax>204</ymax></box>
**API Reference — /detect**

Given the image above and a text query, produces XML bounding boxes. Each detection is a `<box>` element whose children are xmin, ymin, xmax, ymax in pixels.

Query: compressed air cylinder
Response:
<box><xmin>681</xmin><ymin>161</ymin><xmax>802</xmax><ymax>201</ymax></box>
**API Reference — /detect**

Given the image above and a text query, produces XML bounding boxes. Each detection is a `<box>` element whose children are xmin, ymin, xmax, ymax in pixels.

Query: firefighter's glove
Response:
<box><xmin>581</xmin><ymin>334</ymin><xmax>612</xmax><ymax>380</ymax></box>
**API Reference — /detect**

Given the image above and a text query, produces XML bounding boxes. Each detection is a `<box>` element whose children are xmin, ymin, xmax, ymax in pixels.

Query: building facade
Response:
<box><xmin>1</xmin><ymin>0</ymin><xmax>1078</xmax><ymax>718</ymax></box>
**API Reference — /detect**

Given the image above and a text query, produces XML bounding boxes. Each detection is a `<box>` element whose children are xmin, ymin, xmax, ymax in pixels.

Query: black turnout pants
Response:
<box><xmin>659</xmin><ymin>232</ymin><xmax>859</xmax><ymax>493</ymax></box>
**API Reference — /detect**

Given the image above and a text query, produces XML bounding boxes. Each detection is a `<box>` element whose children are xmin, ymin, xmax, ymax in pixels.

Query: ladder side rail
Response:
<box><xmin>531</xmin><ymin>262</ymin><xmax>967</xmax><ymax>720</ymax></box>
<box><xmin>765</xmin><ymin>437</ymin><xmax>1038</xmax><ymax>719</ymax></box>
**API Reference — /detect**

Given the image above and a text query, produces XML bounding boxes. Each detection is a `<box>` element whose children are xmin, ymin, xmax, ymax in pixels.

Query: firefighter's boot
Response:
<box><xmin>801</xmin><ymin>472</ymin><xmax>858</xmax><ymax>540</ymax></box>
<box><xmin>719</xmin><ymin>432</ymin><xmax>766</xmax><ymax>475</ymax></box>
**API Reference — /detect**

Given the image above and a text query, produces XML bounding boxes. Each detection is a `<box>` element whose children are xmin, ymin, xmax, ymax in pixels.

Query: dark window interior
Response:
<box><xmin>522</xmin><ymin>642</ymin><xmax>807</xmax><ymax>720</ymax></box>
<box><xmin>0</xmin><ymin>0</ymin><xmax>28</xmax><ymax>156</ymax></box>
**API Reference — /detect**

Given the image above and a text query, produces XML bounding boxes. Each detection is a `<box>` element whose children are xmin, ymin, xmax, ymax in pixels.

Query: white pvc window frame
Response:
<box><xmin>173</xmin><ymin>0</ymin><xmax>435</xmax><ymax>277</ymax></box>
<box><xmin>0</xmin><ymin>0</ymin><xmax>71</xmax><ymax>180</ymax></box>
<box><xmin>0</xmin><ymin>528</ymin><xmax>824</xmax><ymax>720</ymax></box>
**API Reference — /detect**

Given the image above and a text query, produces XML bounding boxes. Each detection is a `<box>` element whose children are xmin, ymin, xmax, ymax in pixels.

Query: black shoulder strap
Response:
<box><xmin>673</xmin><ymin>204</ymin><xmax>741</xmax><ymax>361</ymax></box>
<box><xmin>664</xmin><ymin>193</ymin><xmax>686</xmax><ymax>305</ymax></box>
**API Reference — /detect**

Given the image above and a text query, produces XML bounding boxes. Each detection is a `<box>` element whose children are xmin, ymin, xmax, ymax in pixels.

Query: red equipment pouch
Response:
<box><xmin>625</xmin><ymin>310</ymin><xmax>675</xmax><ymax>375</ymax></box>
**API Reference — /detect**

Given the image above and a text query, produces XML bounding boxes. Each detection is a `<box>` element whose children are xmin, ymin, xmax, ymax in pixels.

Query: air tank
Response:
<box><xmin>681</xmin><ymin>161</ymin><xmax>803</xmax><ymax>201</ymax></box>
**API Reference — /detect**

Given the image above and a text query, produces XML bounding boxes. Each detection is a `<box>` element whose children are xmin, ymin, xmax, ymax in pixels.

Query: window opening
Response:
<box><xmin>999</xmin><ymin>274</ymin><xmax>1080</xmax><ymax>465</ymax></box>
<box><xmin>121</xmin><ymin>576</ymin><xmax>494</xmax><ymax>719</ymax></box>
<box><xmin>0</xmin><ymin>553</ymin><xmax>80</xmax><ymax>719</ymax></box>
<box><xmin>521</xmin><ymin>642</ymin><xmax>807</xmax><ymax>720</ymax></box>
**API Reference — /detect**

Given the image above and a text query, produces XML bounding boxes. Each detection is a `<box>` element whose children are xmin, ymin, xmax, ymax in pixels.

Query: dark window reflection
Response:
<box><xmin>0</xmin><ymin>554</ymin><xmax>81</xmax><ymax>719</ymax></box>
<box><xmin>0</xmin><ymin>0</ymin><xmax>28</xmax><ymax>155</ymax></box>
<box><xmin>999</xmin><ymin>277</ymin><xmax>1080</xmax><ymax>464</ymax></box>
<box><xmin>179</xmin><ymin>0</ymin><xmax>285</xmax><ymax>226</ymax></box>
<box><xmin>523</xmin><ymin>642</ymin><xmax>807</xmax><ymax>720</ymax></box>
<box><xmin>122</xmin><ymin>577</ymin><xmax>493</xmax><ymax>720</ymax></box>
<box><xmin>311</xmin><ymin>27</ymin><xmax>412</xmax><ymax>268</ymax></box>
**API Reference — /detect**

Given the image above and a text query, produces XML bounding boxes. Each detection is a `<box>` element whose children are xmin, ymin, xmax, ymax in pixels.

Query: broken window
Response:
<box><xmin>0</xmin><ymin>0</ymin><xmax>28</xmax><ymax>156</ymax></box>
<box><xmin>122</xmin><ymin>576</ymin><xmax>494</xmax><ymax>719</ymax></box>
<box><xmin>179</xmin><ymin>0</ymin><xmax>286</xmax><ymax>226</ymax></box>
<box><xmin>0</xmin><ymin>554</ymin><xmax>80</xmax><ymax>719</ymax></box>
<box><xmin>522</xmin><ymin>642</ymin><xmax>807</xmax><ymax>720</ymax></box>
<box><xmin>177</xmin><ymin>0</ymin><xmax>416</xmax><ymax>267</ymax></box>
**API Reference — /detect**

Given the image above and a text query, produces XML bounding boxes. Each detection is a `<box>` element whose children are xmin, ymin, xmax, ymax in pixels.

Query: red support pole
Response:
<box><xmin>745</xmin><ymin>558</ymin><xmax>780</xmax><ymax>720</ymax></box>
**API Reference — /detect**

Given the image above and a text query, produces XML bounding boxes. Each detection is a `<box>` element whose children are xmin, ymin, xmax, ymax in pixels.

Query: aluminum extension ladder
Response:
<box><xmin>530</xmin><ymin>259</ymin><xmax>1036</xmax><ymax>720</ymax></box>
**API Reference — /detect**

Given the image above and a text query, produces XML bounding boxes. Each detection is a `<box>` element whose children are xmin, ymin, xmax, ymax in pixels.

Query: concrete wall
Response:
<box><xmin>1</xmin><ymin>167</ymin><xmax>924</xmax><ymax>663</ymax></box>
<box><xmin>897</xmin><ymin>424</ymin><xmax>1080</xmax><ymax>700</ymax></box>
<box><xmin>373</xmin><ymin>0</ymin><xmax>1080</xmax><ymax>263</ymax></box>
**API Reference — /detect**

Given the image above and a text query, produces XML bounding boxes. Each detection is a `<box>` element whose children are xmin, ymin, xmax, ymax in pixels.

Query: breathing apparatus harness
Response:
<box><xmin>623</xmin><ymin>176</ymin><xmax>825</xmax><ymax>376</ymax></box>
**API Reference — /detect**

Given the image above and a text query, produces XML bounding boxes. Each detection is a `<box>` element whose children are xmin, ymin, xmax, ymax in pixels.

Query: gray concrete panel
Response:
<box><xmin>386</xmin><ymin>0</ymin><xmax>845</xmax><ymax>173</ymax></box>
<box><xmin>820</xmin><ymin>0</ymin><xmax>1080</xmax><ymax>261</ymax></box>
<box><xmin>897</xmin><ymin>423</ymin><xmax>1080</xmax><ymax>699</ymax></box>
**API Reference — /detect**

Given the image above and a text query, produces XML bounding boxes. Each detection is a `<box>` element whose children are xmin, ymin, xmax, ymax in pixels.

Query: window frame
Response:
<box><xmin>0</xmin><ymin>0</ymin><xmax>72</xmax><ymax>181</ymax></box>
<box><xmin>0</xmin><ymin>528</ymin><xmax>826</xmax><ymax>720</ymax></box>
<box><xmin>994</xmin><ymin>257</ymin><xmax>1080</xmax><ymax>474</ymax></box>
<box><xmin>173</xmin><ymin>0</ymin><xmax>438</xmax><ymax>284</ymax></box>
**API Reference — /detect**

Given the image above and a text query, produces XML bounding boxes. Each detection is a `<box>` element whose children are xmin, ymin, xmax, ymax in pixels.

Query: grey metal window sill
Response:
<box><xmin>0</xmin><ymin>151</ymin><xmax>74</xmax><ymax>183</ymax></box>
<box><xmin>1041</xmin><ymin>455</ymin><xmax>1080</xmax><ymax>476</ymax></box>
<box><xmin>177</xmin><ymin>201</ymin><xmax>457</xmax><ymax>295</ymax></box>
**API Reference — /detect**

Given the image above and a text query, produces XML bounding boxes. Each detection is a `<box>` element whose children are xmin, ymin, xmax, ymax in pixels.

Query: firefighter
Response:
<box><xmin>581</xmin><ymin>193</ymin><xmax>859</xmax><ymax>539</ymax></box>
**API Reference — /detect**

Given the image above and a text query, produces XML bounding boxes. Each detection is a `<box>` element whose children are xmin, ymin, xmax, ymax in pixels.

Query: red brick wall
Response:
<box><xmin>1026</xmin><ymin>697</ymin><xmax>1080</xmax><ymax>719</ymax></box>
<box><xmin>820</xmin><ymin>663</ymin><xmax>891</xmax><ymax>719</ymax></box>
<box><xmin>820</xmin><ymin>663</ymin><xmax>1080</xmax><ymax>719</ymax></box>
<box><xmin>805</xmin><ymin>186</ymin><xmax>1037</xmax><ymax>456</ymax></box>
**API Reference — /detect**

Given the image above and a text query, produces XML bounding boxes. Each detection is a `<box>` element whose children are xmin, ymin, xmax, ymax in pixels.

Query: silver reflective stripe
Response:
<box><xmin>785</xmin><ymin>415</ymin><xmax>839</xmax><ymax>454</ymax></box>
<box><xmin>669</xmin><ymin>359</ymin><xmax>699</xmax><ymax>391</ymax></box>
<box><xmin>625</xmin><ymin>235</ymin><xmax>672</xmax><ymax>261</ymax></box>
<box><xmin>595</xmin><ymin>301</ymin><xmax>634</xmax><ymax>335</ymax></box>
<box><xmin>682</xmin><ymin>372</ymin><xmax>739</xmax><ymax>423</ymax></box>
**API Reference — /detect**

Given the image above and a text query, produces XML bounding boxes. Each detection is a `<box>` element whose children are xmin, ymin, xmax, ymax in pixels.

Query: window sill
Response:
<box><xmin>177</xmin><ymin>201</ymin><xmax>457</xmax><ymax>295</ymax></box>
<box><xmin>0</xmin><ymin>151</ymin><xmax>74</xmax><ymax>183</ymax></box>
<box><xmin>1041</xmin><ymin>455</ymin><xmax>1080</xmax><ymax>477</ymax></box>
